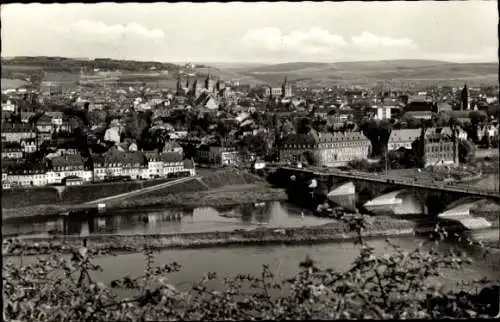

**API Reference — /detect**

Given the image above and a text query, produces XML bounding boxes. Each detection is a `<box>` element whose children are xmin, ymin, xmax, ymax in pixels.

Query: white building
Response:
<box><xmin>387</xmin><ymin>129</ymin><xmax>421</xmax><ymax>151</ymax></box>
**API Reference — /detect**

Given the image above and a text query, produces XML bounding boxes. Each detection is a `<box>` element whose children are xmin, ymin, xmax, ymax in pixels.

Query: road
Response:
<box><xmin>84</xmin><ymin>175</ymin><xmax>201</xmax><ymax>205</ymax></box>
<box><xmin>281</xmin><ymin>166</ymin><xmax>500</xmax><ymax>199</ymax></box>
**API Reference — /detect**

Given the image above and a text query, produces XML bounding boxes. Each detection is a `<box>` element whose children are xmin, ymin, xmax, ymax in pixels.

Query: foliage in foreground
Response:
<box><xmin>3</xmin><ymin>217</ymin><xmax>500</xmax><ymax>321</ymax></box>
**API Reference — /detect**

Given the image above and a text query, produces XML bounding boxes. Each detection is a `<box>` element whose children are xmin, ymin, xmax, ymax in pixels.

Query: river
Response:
<box><xmin>7</xmin><ymin>235</ymin><xmax>499</xmax><ymax>293</ymax></box>
<box><xmin>4</xmin><ymin>194</ymin><xmax>498</xmax><ymax>291</ymax></box>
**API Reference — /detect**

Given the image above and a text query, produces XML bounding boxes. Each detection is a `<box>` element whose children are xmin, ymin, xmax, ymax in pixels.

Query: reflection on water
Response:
<box><xmin>3</xmin><ymin>201</ymin><xmax>335</xmax><ymax>238</ymax></box>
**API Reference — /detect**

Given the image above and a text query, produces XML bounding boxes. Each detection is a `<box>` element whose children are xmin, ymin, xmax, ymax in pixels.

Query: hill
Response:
<box><xmin>218</xmin><ymin>59</ymin><xmax>498</xmax><ymax>87</ymax></box>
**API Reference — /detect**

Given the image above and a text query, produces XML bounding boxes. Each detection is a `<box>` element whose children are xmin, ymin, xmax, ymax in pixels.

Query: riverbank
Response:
<box><xmin>1</xmin><ymin>215</ymin><xmax>473</xmax><ymax>257</ymax></box>
<box><xmin>2</xmin><ymin>184</ymin><xmax>288</xmax><ymax>222</ymax></box>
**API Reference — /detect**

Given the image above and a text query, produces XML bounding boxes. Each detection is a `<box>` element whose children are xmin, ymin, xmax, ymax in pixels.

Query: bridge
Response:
<box><xmin>276</xmin><ymin>166</ymin><xmax>499</xmax><ymax>230</ymax></box>
<box><xmin>279</xmin><ymin>166</ymin><xmax>500</xmax><ymax>200</ymax></box>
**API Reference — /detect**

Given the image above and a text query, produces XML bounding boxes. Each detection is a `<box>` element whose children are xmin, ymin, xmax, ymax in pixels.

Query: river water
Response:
<box><xmin>3</xmin><ymin>201</ymin><xmax>334</xmax><ymax>238</ymax></box>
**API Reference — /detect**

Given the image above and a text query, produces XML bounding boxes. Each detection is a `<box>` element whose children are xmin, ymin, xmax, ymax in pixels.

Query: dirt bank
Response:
<box><xmin>112</xmin><ymin>184</ymin><xmax>288</xmax><ymax>209</ymax></box>
<box><xmin>1</xmin><ymin>215</ymin><xmax>460</xmax><ymax>257</ymax></box>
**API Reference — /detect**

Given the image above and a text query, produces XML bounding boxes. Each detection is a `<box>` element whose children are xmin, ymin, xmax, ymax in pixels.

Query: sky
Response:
<box><xmin>1</xmin><ymin>2</ymin><xmax>498</xmax><ymax>64</ymax></box>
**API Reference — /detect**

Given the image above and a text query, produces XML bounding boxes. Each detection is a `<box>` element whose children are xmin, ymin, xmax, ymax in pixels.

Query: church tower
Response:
<box><xmin>176</xmin><ymin>75</ymin><xmax>183</xmax><ymax>96</ymax></box>
<box><xmin>281</xmin><ymin>76</ymin><xmax>291</xmax><ymax>98</ymax></box>
<box><xmin>461</xmin><ymin>83</ymin><xmax>469</xmax><ymax>110</ymax></box>
<box><xmin>205</xmin><ymin>69</ymin><xmax>215</xmax><ymax>93</ymax></box>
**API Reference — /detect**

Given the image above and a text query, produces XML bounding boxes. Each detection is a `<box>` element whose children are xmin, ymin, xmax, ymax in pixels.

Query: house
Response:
<box><xmin>45</xmin><ymin>111</ymin><xmax>64</xmax><ymax>126</ymax></box>
<box><xmin>162</xmin><ymin>140</ymin><xmax>183</xmax><ymax>154</ymax></box>
<box><xmin>195</xmin><ymin>144</ymin><xmax>240</xmax><ymax>165</ymax></box>
<box><xmin>144</xmin><ymin>151</ymin><xmax>195</xmax><ymax>178</ymax></box>
<box><xmin>20</xmin><ymin>111</ymin><xmax>36</xmax><ymax>124</ymax></box>
<box><xmin>6</xmin><ymin>164</ymin><xmax>49</xmax><ymax>187</ymax></box>
<box><xmin>387</xmin><ymin>129</ymin><xmax>421</xmax><ymax>151</ymax></box>
<box><xmin>376</xmin><ymin>106</ymin><xmax>391</xmax><ymax>120</ymax></box>
<box><xmin>36</xmin><ymin>114</ymin><xmax>53</xmax><ymax>133</ymax></box>
<box><xmin>92</xmin><ymin>149</ymin><xmax>147</xmax><ymax>181</ymax></box>
<box><xmin>1</xmin><ymin>142</ymin><xmax>24</xmax><ymax>160</ymax></box>
<box><xmin>403</xmin><ymin>111</ymin><xmax>433</xmax><ymax>120</ymax></box>
<box><xmin>279</xmin><ymin>130</ymin><xmax>371</xmax><ymax>167</ymax></box>
<box><xmin>436</xmin><ymin>102</ymin><xmax>452</xmax><ymax>113</ymax></box>
<box><xmin>115</xmin><ymin>151</ymin><xmax>149</xmax><ymax>180</ymax></box>
<box><xmin>47</xmin><ymin>155</ymin><xmax>93</xmax><ymax>184</ymax></box>
<box><xmin>2</xmin><ymin>100</ymin><xmax>17</xmax><ymax>112</ymax></box>
<box><xmin>37</xmin><ymin>132</ymin><xmax>52</xmax><ymax>144</ymax></box>
<box><xmin>103</xmin><ymin>126</ymin><xmax>121</xmax><ymax>145</ymax></box>
<box><xmin>195</xmin><ymin>144</ymin><xmax>210</xmax><ymax>163</ymax></box>
<box><xmin>20</xmin><ymin>139</ymin><xmax>37</xmax><ymax>154</ymax></box>
<box><xmin>414</xmin><ymin>127</ymin><xmax>458</xmax><ymax>167</ymax></box>
<box><xmin>208</xmin><ymin>145</ymin><xmax>240</xmax><ymax>165</ymax></box>
<box><xmin>456</xmin><ymin>126</ymin><xmax>468</xmax><ymax>140</ymax></box>
<box><xmin>1</xmin><ymin>124</ymin><xmax>37</xmax><ymax>143</ymax></box>
<box><xmin>62</xmin><ymin>175</ymin><xmax>84</xmax><ymax>186</ymax></box>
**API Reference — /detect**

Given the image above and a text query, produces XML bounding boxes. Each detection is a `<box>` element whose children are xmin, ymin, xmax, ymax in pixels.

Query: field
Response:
<box><xmin>212</xmin><ymin>60</ymin><xmax>499</xmax><ymax>87</ymax></box>
<box><xmin>1</xmin><ymin>78</ymin><xmax>29</xmax><ymax>90</ymax></box>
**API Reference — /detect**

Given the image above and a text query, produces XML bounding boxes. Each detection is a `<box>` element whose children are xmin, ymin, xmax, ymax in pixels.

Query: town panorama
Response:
<box><xmin>2</xmin><ymin>2</ymin><xmax>499</xmax><ymax>321</ymax></box>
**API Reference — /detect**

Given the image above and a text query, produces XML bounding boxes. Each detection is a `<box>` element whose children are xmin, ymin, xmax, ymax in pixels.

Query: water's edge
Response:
<box><xmin>4</xmin><ymin>224</ymin><xmax>489</xmax><ymax>257</ymax></box>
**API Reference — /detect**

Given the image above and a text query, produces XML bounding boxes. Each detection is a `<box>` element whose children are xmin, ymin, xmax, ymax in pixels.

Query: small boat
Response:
<box><xmin>59</xmin><ymin>211</ymin><xmax>70</xmax><ymax>217</ymax></box>
<box><xmin>254</xmin><ymin>202</ymin><xmax>266</xmax><ymax>207</ymax></box>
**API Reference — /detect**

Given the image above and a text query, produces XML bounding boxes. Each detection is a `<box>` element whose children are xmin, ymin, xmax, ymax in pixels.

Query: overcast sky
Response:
<box><xmin>1</xmin><ymin>2</ymin><xmax>498</xmax><ymax>64</ymax></box>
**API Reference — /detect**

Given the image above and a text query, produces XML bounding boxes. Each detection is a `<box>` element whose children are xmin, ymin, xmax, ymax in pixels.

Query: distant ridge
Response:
<box><xmin>223</xmin><ymin>59</ymin><xmax>498</xmax><ymax>87</ymax></box>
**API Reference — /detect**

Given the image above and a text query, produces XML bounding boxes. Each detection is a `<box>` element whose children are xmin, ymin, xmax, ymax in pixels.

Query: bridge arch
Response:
<box><xmin>363</xmin><ymin>189</ymin><xmax>427</xmax><ymax>216</ymax></box>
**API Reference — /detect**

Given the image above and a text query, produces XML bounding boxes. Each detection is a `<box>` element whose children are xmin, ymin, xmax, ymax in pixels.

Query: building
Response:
<box><xmin>376</xmin><ymin>106</ymin><xmax>391</xmax><ymax>120</ymax></box>
<box><xmin>461</xmin><ymin>83</ymin><xmax>471</xmax><ymax>110</ymax></box>
<box><xmin>1</xmin><ymin>100</ymin><xmax>17</xmax><ymax>113</ymax></box>
<box><xmin>162</xmin><ymin>140</ymin><xmax>184</xmax><ymax>154</ymax></box>
<box><xmin>263</xmin><ymin>77</ymin><xmax>293</xmax><ymax>98</ymax></box>
<box><xmin>1</xmin><ymin>124</ymin><xmax>37</xmax><ymax>143</ymax></box>
<box><xmin>195</xmin><ymin>144</ymin><xmax>240</xmax><ymax>165</ymax></box>
<box><xmin>47</xmin><ymin>155</ymin><xmax>93</xmax><ymax>184</ymax></box>
<box><xmin>209</xmin><ymin>145</ymin><xmax>240</xmax><ymax>165</ymax></box>
<box><xmin>36</xmin><ymin>114</ymin><xmax>53</xmax><ymax>133</ymax></box>
<box><xmin>1</xmin><ymin>142</ymin><xmax>24</xmax><ymax>160</ymax></box>
<box><xmin>279</xmin><ymin>130</ymin><xmax>371</xmax><ymax>167</ymax></box>
<box><xmin>92</xmin><ymin>149</ymin><xmax>147</xmax><ymax>181</ymax></box>
<box><xmin>115</xmin><ymin>151</ymin><xmax>149</xmax><ymax>180</ymax></box>
<box><xmin>403</xmin><ymin>111</ymin><xmax>433</xmax><ymax>120</ymax></box>
<box><xmin>45</xmin><ymin>111</ymin><xmax>64</xmax><ymax>126</ymax></box>
<box><xmin>414</xmin><ymin>127</ymin><xmax>458</xmax><ymax>167</ymax></box>
<box><xmin>144</xmin><ymin>151</ymin><xmax>195</xmax><ymax>178</ymax></box>
<box><xmin>63</xmin><ymin>175</ymin><xmax>84</xmax><ymax>186</ymax></box>
<box><xmin>20</xmin><ymin>111</ymin><xmax>36</xmax><ymax>124</ymax></box>
<box><xmin>194</xmin><ymin>92</ymin><xmax>219</xmax><ymax>110</ymax></box>
<box><xmin>6</xmin><ymin>164</ymin><xmax>49</xmax><ymax>187</ymax></box>
<box><xmin>387</xmin><ymin>129</ymin><xmax>421</xmax><ymax>151</ymax></box>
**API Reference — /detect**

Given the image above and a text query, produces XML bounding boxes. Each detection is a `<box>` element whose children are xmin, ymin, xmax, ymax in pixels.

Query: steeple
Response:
<box><xmin>176</xmin><ymin>75</ymin><xmax>182</xmax><ymax>95</ymax></box>
<box><xmin>282</xmin><ymin>76</ymin><xmax>289</xmax><ymax>98</ymax></box>
<box><xmin>461</xmin><ymin>83</ymin><xmax>469</xmax><ymax>110</ymax></box>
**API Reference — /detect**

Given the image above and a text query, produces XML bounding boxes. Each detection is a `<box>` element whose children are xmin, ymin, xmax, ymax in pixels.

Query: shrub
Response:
<box><xmin>3</xmin><ymin>216</ymin><xmax>499</xmax><ymax>320</ymax></box>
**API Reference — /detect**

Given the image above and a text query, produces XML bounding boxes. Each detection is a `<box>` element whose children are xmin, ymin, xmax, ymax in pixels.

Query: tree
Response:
<box><xmin>459</xmin><ymin>139</ymin><xmax>476</xmax><ymax>164</ymax></box>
